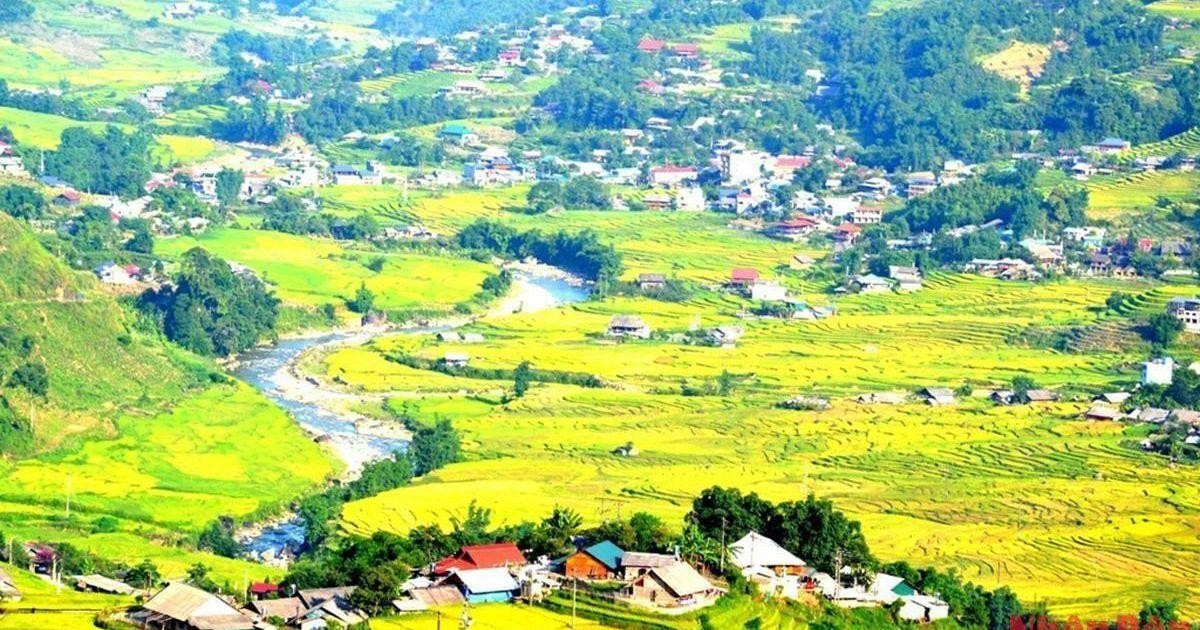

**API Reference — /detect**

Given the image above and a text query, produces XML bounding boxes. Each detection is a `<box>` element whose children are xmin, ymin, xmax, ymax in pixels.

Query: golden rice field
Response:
<box><xmin>332</xmin><ymin>273</ymin><xmax>1200</xmax><ymax>617</ymax></box>
<box><xmin>1147</xmin><ymin>0</ymin><xmax>1200</xmax><ymax>19</ymax></box>
<box><xmin>156</xmin><ymin>228</ymin><xmax>497</xmax><ymax>311</ymax></box>
<box><xmin>0</xmin><ymin>565</ymin><xmax>129</xmax><ymax>630</ymax></box>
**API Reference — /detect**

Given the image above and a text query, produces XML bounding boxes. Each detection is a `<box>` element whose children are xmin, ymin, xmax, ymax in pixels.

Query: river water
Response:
<box><xmin>233</xmin><ymin>271</ymin><xmax>590</xmax><ymax>563</ymax></box>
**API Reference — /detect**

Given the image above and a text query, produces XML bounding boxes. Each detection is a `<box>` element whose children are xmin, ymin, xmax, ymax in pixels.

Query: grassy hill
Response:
<box><xmin>0</xmin><ymin>213</ymin><xmax>340</xmax><ymax>585</ymax></box>
<box><xmin>0</xmin><ymin>213</ymin><xmax>216</xmax><ymax>452</ymax></box>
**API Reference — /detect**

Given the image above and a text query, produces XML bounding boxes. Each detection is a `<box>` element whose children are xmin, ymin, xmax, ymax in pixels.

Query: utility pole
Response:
<box><xmin>719</xmin><ymin>517</ymin><xmax>726</xmax><ymax>573</ymax></box>
<box><xmin>571</xmin><ymin>578</ymin><xmax>577</xmax><ymax>630</ymax></box>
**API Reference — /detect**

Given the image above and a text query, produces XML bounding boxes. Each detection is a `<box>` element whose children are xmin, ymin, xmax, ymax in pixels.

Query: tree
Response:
<box><xmin>1146</xmin><ymin>313</ymin><xmax>1184</xmax><ymax>347</ymax></box>
<box><xmin>215</xmin><ymin>168</ymin><xmax>244</xmax><ymax>209</ymax></box>
<box><xmin>350</xmin><ymin>564</ymin><xmax>404</xmax><ymax>615</ymax></box>
<box><xmin>410</xmin><ymin>418</ymin><xmax>460</xmax><ymax>476</ymax></box>
<box><xmin>8</xmin><ymin>362</ymin><xmax>47</xmax><ymax>399</ymax></box>
<box><xmin>768</xmin><ymin>494</ymin><xmax>873</xmax><ymax>574</ymax></box>
<box><xmin>513</xmin><ymin>361</ymin><xmax>532</xmax><ymax>398</ymax></box>
<box><xmin>718</xmin><ymin>370</ymin><xmax>734</xmax><ymax>397</ymax></box>
<box><xmin>450</xmin><ymin>501</ymin><xmax>492</xmax><ymax>547</ymax></box>
<box><xmin>347</xmin><ymin>283</ymin><xmax>375</xmax><ymax>314</ymax></box>
<box><xmin>124</xmin><ymin>225</ymin><xmax>154</xmax><ymax>254</ymax></box>
<box><xmin>186</xmin><ymin>563</ymin><xmax>220</xmax><ymax>592</ymax></box>
<box><xmin>1106</xmin><ymin>291</ymin><xmax>1130</xmax><ymax>312</ymax></box>
<box><xmin>0</xmin><ymin>185</ymin><xmax>47</xmax><ymax>220</ymax></box>
<box><xmin>139</xmin><ymin>248</ymin><xmax>279</xmax><ymax>357</ymax></box>
<box><xmin>1010</xmin><ymin>375</ymin><xmax>1035</xmax><ymax>404</ymax></box>
<box><xmin>124</xmin><ymin>559</ymin><xmax>161</xmax><ymax>589</ymax></box>
<box><xmin>1139</xmin><ymin>600</ymin><xmax>1179</xmax><ymax>628</ymax></box>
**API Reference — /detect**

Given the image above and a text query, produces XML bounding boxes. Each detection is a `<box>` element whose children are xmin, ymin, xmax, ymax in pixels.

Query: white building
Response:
<box><xmin>750</xmin><ymin>282</ymin><xmax>787</xmax><ymax>302</ymax></box>
<box><xmin>721</xmin><ymin>151</ymin><xmax>767</xmax><ymax>184</ymax></box>
<box><xmin>674</xmin><ymin>186</ymin><xmax>706</xmax><ymax>212</ymax></box>
<box><xmin>1143</xmin><ymin>357</ymin><xmax>1175</xmax><ymax>386</ymax></box>
<box><xmin>1168</xmin><ymin>297</ymin><xmax>1200</xmax><ymax>333</ymax></box>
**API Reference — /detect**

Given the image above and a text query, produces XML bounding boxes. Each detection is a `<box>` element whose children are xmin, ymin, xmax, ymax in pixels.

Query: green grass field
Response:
<box><xmin>156</xmin><ymin>228</ymin><xmax>498</xmax><ymax>312</ymax></box>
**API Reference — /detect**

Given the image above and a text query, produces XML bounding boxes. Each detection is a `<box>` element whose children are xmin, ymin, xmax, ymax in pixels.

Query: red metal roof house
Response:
<box><xmin>433</xmin><ymin>543</ymin><xmax>527</xmax><ymax>575</ymax></box>
<box><xmin>637</xmin><ymin>38</ymin><xmax>666</xmax><ymax>54</ymax></box>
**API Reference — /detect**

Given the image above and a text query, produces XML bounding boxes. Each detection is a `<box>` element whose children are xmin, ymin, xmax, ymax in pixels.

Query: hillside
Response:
<box><xmin>0</xmin><ymin>213</ymin><xmax>211</xmax><ymax>452</ymax></box>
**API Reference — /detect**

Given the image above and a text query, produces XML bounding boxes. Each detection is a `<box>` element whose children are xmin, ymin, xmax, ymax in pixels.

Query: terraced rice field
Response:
<box><xmin>1086</xmin><ymin>170</ymin><xmax>1200</xmax><ymax>218</ymax></box>
<box><xmin>156</xmin><ymin>228</ymin><xmax>497</xmax><ymax>311</ymax></box>
<box><xmin>333</xmin><ymin>271</ymin><xmax>1200</xmax><ymax>617</ymax></box>
<box><xmin>1128</xmin><ymin>127</ymin><xmax>1200</xmax><ymax>160</ymax></box>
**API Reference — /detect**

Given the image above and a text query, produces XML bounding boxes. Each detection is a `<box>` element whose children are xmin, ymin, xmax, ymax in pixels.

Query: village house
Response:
<box><xmin>432</xmin><ymin>540</ymin><xmax>525</xmax><ymax>573</ymax></box>
<box><xmin>443</xmin><ymin>353</ymin><xmax>470</xmax><ymax>369</ymax></box>
<box><xmin>75</xmin><ymin>574</ymin><xmax>138</xmax><ymax>596</ymax></box>
<box><xmin>852</xmin><ymin>274</ymin><xmax>892</xmax><ymax>294</ymax></box>
<box><xmin>852</xmin><ymin>205</ymin><xmax>883</xmax><ymax>225</ymax></box>
<box><xmin>643</xmin><ymin>190</ymin><xmax>672</xmax><ymax>211</ymax></box>
<box><xmin>1167</xmin><ymin>297</ymin><xmax>1200</xmax><ymax>333</ymax></box>
<box><xmin>920</xmin><ymin>387</ymin><xmax>957</xmax><ymax>406</ymax></box>
<box><xmin>620</xmin><ymin>561</ymin><xmax>723</xmax><ymax>611</ymax></box>
<box><xmin>858</xmin><ymin>177</ymin><xmax>894</xmax><ymax>199</ymax></box>
<box><xmin>619</xmin><ymin>552</ymin><xmax>678</xmax><ymax>580</ymax></box>
<box><xmin>637</xmin><ymin>38</ymin><xmax>666</xmax><ymax>54</ymax></box>
<box><xmin>439</xmin><ymin>123</ymin><xmax>479</xmax><ymax>146</ymax></box>
<box><xmin>831</xmin><ymin>223</ymin><xmax>861</xmax><ymax>252</ymax></box>
<box><xmin>889</xmin><ymin>266</ymin><xmax>923</xmax><ymax>291</ymax></box>
<box><xmin>905</xmin><ymin>172</ymin><xmax>938</xmax><ymax>197</ymax></box>
<box><xmin>131</xmin><ymin>582</ymin><xmax>256</xmax><ymax>630</ymax></box>
<box><xmin>730</xmin><ymin>532</ymin><xmax>808</xmax><ymax>599</ymax></box>
<box><xmin>608</xmin><ymin>315</ymin><xmax>652</xmax><ymax>339</ymax></box>
<box><xmin>1094</xmin><ymin>137</ymin><xmax>1132</xmax><ymax>154</ymax></box>
<box><xmin>1084</xmin><ymin>404</ymin><xmax>1123</xmax><ymax>421</ymax></box>
<box><xmin>638</xmin><ymin>273</ymin><xmax>667</xmax><ymax>291</ymax></box>
<box><xmin>721</xmin><ymin>150</ymin><xmax>767</xmax><ymax>184</ymax></box>
<box><xmin>94</xmin><ymin>262</ymin><xmax>137</xmax><ymax>286</ymax></box>
<box><xmin>564</xmin><ymin>541</ymin><xmax>624</xmax><ymax>580</ymax></box>
<box><xmin>728</xmin><ymin>268</ymin><xmax>760</xmax><ymax>291</ymax></box>
<box><xmin>708</xmin><ymin>324</ymin><xmax>745</xmax><ymax>348</ymax></box>
<box><xmin>674</xmin><ymin>186</ymin><xmax>706</xmax><ymax>211</ymax></box>
<box><xmin>1143</xmin><ymin>357</ymin><xmax>1175</xmax><ymax>386</ymax></box>
<box><xmin>443</xmin><ymin>567</ymin><xmax>521</xmax><ymax>603</ymax></box>
<box><xmin>247</xmin><ymin>596</ymin><xmax>305</xmax><ymax>623</ymax></box>
<box><xmin>750</xmin><ymin>281</ymin><xmax>788</xmax><ymax>302</ymax></box>
<box><xmin>768</xmin><ymin>217</ymin><xmax>818</xmax><ymax>242</ymax></box>
<box><xmin>296</xmin><ymin>586</ymin><xmax>368</xmax><ymax>628</ymax></box>
<box><xmin>649</xmin><ymin>165</ymin><xmax>698</xmax><ymax>187</ymax></box>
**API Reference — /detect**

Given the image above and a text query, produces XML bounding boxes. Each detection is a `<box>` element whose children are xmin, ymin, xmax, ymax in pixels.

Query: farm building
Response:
<box><xmin>442</xmin><ymin>353</ymin><xmax>470</xmax><ymax>368</ymax></box>
<box><xmin>564</xmin><ymin>541</ymin><xmax>624</xmax><ymax>580</ymax></box>
<box><xmin>248</xmin><ymin>596</ymin><xmax>305</xmax><ymax>621</ymax></box>
<box><xmin>444</xmin><ymin>567</ymin><xmax>520</xmax><ymax>603</ymax></box>
<box><xmin>920</xmin><ymin>387</ymin><xmax>957</xmax><ymax>406</ymax></box>
<box><xmin>75</xmin><ymin>574</ymin><xmax>137</xmax><ymax>595</ymax></box>
<box><xmin>619</xmin><ymin>552</ymin><xmax>678</xmax><ymax>580</ymax></box>
<box><xmin>1084</xmin><ymin>405</ymin><xmax>1122</xmax><ymax>421</ymax></box>
<box><xmin>855</xmin><ymin>392</ymin><xmax>907</xmax><ymax>405</ymax></box>
<box><xmin>132</xmin><ymin>582</ymin><xmax>256</xmax><ymax>630</ymax></box>
<box><xmin>730</xmin><ymin>532</ymin><xmax>806</xmax><ymax>577</ymax></box>
<box><xmin>620</xmin><ymin>562</ymin><xmax>722</xmax><ymax>610</ymax></box>
<box><xmin>708</xmin><ymin>325</ymin><xmax>745</xmax><ymax>347</ymax></box>
<box><xmin>852</xmin><ymin>274</ymin><xmax>892</xmax><ymax>294</ymax></box>
<box><xmin>889</xmin><ymin>266</ymin><xmax>923</xmax><ymax>291</ymax></box>
<box><xmin>729</xmin><ymin>268</ymin><xmax>760</xmax><ymax>288</ymax></box>
<box><xmin>434</xmin><ymin>543</ymin><xmax>528</xmax><ymax>575</ymax></box>
<box><xmin>608</xmin><ymin>315</ymin><xmax>652</xmax><ymax>339</ymax></box>
<box><xmin>638</xmin><ymin>273</ymin><xmax>667</xmax><ymax>291</ymax></box>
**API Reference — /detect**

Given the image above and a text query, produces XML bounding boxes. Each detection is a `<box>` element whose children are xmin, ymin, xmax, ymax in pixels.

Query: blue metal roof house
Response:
<box><xmin>445</xmin><ymin>567</ymin><xmax>520</xmax><ymax>604</ymax></box>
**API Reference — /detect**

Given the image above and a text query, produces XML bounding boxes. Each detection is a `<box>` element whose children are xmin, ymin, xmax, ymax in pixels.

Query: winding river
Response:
<box><xmin>233</xmin><ymin>270</ymin><xmax>591</xmax><ymax>563</ymax></box>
